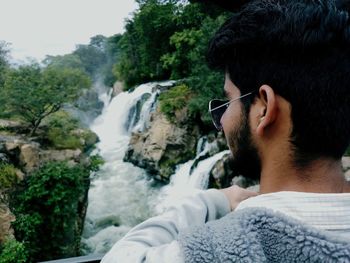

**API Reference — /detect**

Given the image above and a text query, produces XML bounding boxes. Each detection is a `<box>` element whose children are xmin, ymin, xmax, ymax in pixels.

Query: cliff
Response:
<box><xmin>0</xmin><ymin>118</ymin><xmax>98</xmax><ymax>253</ymax></box>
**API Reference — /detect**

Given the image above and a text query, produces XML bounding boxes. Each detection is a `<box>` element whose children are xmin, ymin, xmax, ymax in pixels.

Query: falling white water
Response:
<box><xmin>81</xmin><ymin>82</ymin><xmax>167</xmax><ymax>254</ymax></box>
<box><xmin>81</xmin><ymin>82</ymin><xmax>230</xmax><ymax>255</ymax></box>
<box><xmin>156</xmin><ymin>139</ymin><xmax>230</xmax><ymax>213</ymax></box>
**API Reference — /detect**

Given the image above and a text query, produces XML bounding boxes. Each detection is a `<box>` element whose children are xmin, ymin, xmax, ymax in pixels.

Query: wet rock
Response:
<box><xmin>208</xmin><ymin>153</ymin><xmax>258</xmax><ymax>189</ymax></box>
<box><xmin>125</xmin><ymin>107</ymin><xmax>199</xmax><ymax>181</ymax></box>
<box><xmin>209</xmin><ymin>153</ymin><xmax>237</xmax><ymax>188</ymax></box>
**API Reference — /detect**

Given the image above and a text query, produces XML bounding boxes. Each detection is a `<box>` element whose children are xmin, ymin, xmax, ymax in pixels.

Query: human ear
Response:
<box><xmin>256</xmin><ymin>85</ymin><xmax>277</xmax><ymax>136</ymax></box>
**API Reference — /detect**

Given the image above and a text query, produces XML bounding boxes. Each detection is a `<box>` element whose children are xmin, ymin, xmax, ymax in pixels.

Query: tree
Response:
<box><xmin>10</xmin><ymin>161</ymin><xmax>91</xmax><ymax>262</ymax></box>
<box><xmin>2</xmin><ymin>64</ymin><xmax>91</xmax><ymax>135</ymax></box>
<box><xmin>43</xmin><ymin>54</ymin><xmax>85</xmax><ymax>72</ymax></box>
<box><xmin>0</xmin><ymin>41</ymin><xmax>9</xmax><ymax>88</ymax></box>
<box><xmin>114</xmin><ymin>0</ymin><xmax>178</xmax><ymax>88</ymax></box>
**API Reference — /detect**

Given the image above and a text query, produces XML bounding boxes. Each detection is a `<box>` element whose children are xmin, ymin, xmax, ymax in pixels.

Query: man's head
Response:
<box><xmin>207</xmin><ymin>0</ymin><xmax>350</xmax><ymax>176</ymax></box>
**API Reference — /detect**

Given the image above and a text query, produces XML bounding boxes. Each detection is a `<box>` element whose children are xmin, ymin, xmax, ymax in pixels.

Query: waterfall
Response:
<box><xmin>156</xmin><ymin>138</ymin><xmax>230</xmax><ymax>213</ymax></box>
<box><xmin>81</xmin><ymin>83</ymin><xmax>164</xmax><ymax>254</ymax></box>
<box><xmin>81</xmin><ymin>82</ymin><xmax>230</xmax><ymax>255</ymax></box>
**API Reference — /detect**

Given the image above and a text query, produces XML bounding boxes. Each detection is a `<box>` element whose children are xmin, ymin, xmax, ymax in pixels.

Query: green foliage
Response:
<box><xmin>159</xmin><ymin>84</ymin><xmax>192</xmax><ymax>122</ymax></box>
<box><xmin>48</xmin><ymin>128</ymin><xmax>82</xmax><ymax>149</ymax></box>
<box><xmin>161</xmin><ymin>29</ymin><xmax>203</xmax><ymax>79</ymax></box>
<box><xmin>0</xmin><ymin>163</ymin><xmax>18</xmax><ymax>190</ymax></box>
<box><xmin>0</xmin><ymin>238</ymin><xmax>28</xmax><ymax>263</ymax></box>
<box><xmin>44</xmin><ymin>111</ymin><xmax>97</xmax><ymax>150</ymax></box>
<box><xmin>43</xmin><ymin>54</ymin><xmax>85</xmax><ymax>72</ymax></box>
<box><xmin>45</xmin><ymin>111</ymin><xmax>81</xmax><ymax>149</ymax></box>
<box><xmin>10</xmin><ymin>161</ymin><xmax>91</xmax><ymax>262</ymax></box>
<box><xmin>345</xmin><ymin>147</ymin><xmax>350</xmax><ymax>156</ymax></box>
<box><xmin>115</xmin><ymin>1</ymin><xmax>177</xmax><ymax>89</ymax></box>
<box><xmin>1</xmin><ymin>64</ymin><xmax>91</xmax><ymax>135</ymax></box>
<box><xmin>89</xmin><ymin>154</ymin><xmax>105</xmax><ymax>172</ymax></box>
<box><xmin>0</xmin><ymin>41</ymin><xmax>9</xmax><ymax>88</ymax></box>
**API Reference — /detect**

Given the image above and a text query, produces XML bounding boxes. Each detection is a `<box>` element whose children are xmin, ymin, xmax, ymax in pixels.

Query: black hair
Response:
<box><xmin>207</xmin><ymin>0</ymin><xmax>350</xmax><ymax>166</ymax></box>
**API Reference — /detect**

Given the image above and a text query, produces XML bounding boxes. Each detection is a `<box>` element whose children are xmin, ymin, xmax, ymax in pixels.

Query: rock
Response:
<box><xmin>15</xmin><ymin>169</ymin><xmax>25</xmax><ymax>181</ymax></box>
<box><xmin>247</xmin><ymin>184</ymin><xmax>260</xmax><ymax>192</ymax></box>
<box><xmin>41</xmin><ymin>149</ymin><xmax>83</xmax><ymax>163</ymax></box>
<box><xmin>112</xmin><ymin>81</ymin><xmax>124</xmax><ymax>97</ymax></box>
<box><xmin>342</xmin><ymin>156</ymin><xmax>350</xmax><ymax>171</ymax></box>
<box><xmin>19</xmin><ymin>144</ymin><xmax>40</xmax><ymax>172</ymax></box>
<box><xmin>126</xmin><ymin>93</ymin><xmax>151</xmax><ymax>132</ymax></box>
<box><xmin>0</xmin><ymin>119</ymin><xmax>27</xmax><ymax>133</ymax></box>
<box><xmin>345</xmin><ymin>170</ymin><xmax>350</xmax><ymax>181</ymax></box>
<box><xmin>71</xmin><ymin>129</ymin><xmax>99</xmax><ymax>151</ymax></box>
<box><xmin>208</xmin><ymin>153</ymin><xmax>258</xmax><ymax>189</ymax></box>
<box><xmin>231</xmin><ymin>175</ymin><xmax>258</xmax><ymax>188</ymax></box>
<box><xmin>209</xmin><ymin>153</ymin><xmax>237</xmax><ymax>188</ymax></box>
<box><xmin>124</xmin><ymin>107</ymin><xmax>199</xmax><ymax>180</ymax></box>
<box><xmin>0</xmin><ymin>153</ymin><xmax>9</xmax><ymax>163</ymax></box>
<box><xmin>0</xmin><ymin>203</ymin><xmax>15</xmax><ymax>243</ymax></box>
<box><xmin>5</xmin><ymin>141</ymin><xmax>21</xmax><ymax>152</ymax></box>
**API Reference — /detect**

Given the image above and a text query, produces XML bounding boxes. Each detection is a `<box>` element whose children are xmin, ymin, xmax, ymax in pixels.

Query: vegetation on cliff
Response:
<box><xmin>8</xmin><ymin>161</ymin><xmax>96</xmax><ymax>262</ymax></box>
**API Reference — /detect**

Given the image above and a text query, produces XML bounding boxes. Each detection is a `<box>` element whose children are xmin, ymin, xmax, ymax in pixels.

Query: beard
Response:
<box><xmin>227</xmin><ymin>109</ymin><xmax>261</xmax><ymax>181</ymax></box>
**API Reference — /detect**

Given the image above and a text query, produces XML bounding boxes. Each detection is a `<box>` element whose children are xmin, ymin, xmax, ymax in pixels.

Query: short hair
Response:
<box><xmin>207</xmin><ymin>0</ymin><xmax>350</xmax><ymax>165</ymax></box>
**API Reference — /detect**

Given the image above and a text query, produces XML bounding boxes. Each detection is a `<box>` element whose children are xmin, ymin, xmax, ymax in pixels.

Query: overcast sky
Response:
<box><xmin>0</xmin><ymin>0</ymin><xmax>138</xmax><ymax>63</ymax></box>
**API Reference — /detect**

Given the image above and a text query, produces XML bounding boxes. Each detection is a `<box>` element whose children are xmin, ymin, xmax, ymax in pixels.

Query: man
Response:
<box><xmin>102</xmin><ymin>0</ymin><xmax>350</xmax><ymax>262</ymax></box>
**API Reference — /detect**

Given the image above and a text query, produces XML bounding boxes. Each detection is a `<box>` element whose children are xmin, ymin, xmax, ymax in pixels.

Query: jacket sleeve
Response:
<box><xmin>101</xmin><ymin>189</ymin><xmax>231</xmax><ymax>263</ymax></box>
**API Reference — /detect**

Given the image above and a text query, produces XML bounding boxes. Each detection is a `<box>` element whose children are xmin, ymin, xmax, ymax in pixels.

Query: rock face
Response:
<box><xmin>0</xmin><ymin>128</ymin><xmax>94</xmax><ymax>245</ymax></box>
<box><xmin>125</xmin><ymin>107</ymin><xmax>200</xmax><ymax>181</ymax></box>
<box><xmin>0</xmin><ymin>203</ymin><xmax>15</xmax><ymax>244</ymax></box>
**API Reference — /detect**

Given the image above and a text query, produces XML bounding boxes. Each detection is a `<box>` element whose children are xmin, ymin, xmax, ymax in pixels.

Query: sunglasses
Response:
<box><xmin>208</xmin><ymin>92</ymin><xmax>254</xmax><ymax>131</ymax></box>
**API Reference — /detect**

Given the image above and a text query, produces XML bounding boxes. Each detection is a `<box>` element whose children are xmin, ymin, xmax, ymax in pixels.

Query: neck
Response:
<box><xmin>259</xmin><ymin>157</ymin><xmax>350</xmax><ymax>194</ymax></box>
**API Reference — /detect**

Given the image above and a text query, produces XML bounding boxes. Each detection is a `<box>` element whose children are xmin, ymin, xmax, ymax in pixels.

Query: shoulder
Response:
<box><xmin>178</xmin><ymin>207</ymin><xmax>350</xmax><ymax>263</ymax></box>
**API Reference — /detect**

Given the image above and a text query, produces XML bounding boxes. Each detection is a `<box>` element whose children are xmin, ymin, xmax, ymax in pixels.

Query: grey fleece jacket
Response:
<box><xmin>179</xmin><ymin>207</ymin><xmax>350</xmax><ymax>262</ymax></box>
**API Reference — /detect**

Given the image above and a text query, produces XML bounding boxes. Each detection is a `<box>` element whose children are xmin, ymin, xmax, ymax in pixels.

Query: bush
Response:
<box><xmin>0</xmin><ymin>163</ymin><xmax>18</xmax><ymax>190</ymax></box>
<box><xmin>158</xmin><ymin>84</ymin><xmax>192</xmax><ymax>123</ymax></box>
<box><xmin>45</xmin><ymin>111</ymin><xmax>83</xmax><ymax>149</ymax></box>
<box><xmin>47</xmin><ymin>127</ymin><xmax>82</xmax><ymax>149</ymax></box>
<box><xmin>10</xmin><ymin>161</ymin><xmax>91</xmax><ymax>262</ymax></box>
<box><xmin>89</xmin><ymin>154</ymin><xmax>104</xmax><ymax>172</ymax></box>
<box><xmin>0</xmin><ymin>238</ymin><xmax>28</xmax><ymax>263</ymax></box>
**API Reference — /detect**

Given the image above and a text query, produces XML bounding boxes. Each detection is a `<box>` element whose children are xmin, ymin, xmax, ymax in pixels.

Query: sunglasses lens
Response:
<box><xmin>209</xmin><ymin>100</ymin><xmax>228</xmax><ymax>130</ymax></box>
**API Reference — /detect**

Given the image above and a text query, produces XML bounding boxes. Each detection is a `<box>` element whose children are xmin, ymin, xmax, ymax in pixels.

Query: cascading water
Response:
<box><xmin>81</xmin><ymin>83</ymin><xmax>163</xmax><ymax>254</ymax></box>
<box><xmin>82</xmin><ymin>82</ymin><xmax>230</xmax><ymax>255</ymax></box>
<box><xmin>156</xmin><ymin>139</ymin><xmax>230</xmax><ymax>213</ymax></box>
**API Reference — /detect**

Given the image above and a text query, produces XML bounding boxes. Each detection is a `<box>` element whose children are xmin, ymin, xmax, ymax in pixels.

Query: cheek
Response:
<box><xmin>221</xmin><ymin>105</ymin><xmax>241</xmax><ymax>132</ymax></box>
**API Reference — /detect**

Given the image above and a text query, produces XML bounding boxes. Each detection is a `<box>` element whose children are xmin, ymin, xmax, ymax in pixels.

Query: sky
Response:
<box><xmin>0</xmin><ymin>0</ymin><xmax>138</xmax><ymax>63</ymax></box>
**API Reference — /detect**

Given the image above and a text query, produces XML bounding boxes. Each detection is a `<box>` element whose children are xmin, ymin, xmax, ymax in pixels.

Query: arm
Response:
<box><xmin>101</xmin><ymin>186</ymin><xmax>258</xmax><ymax>263</ymax></box>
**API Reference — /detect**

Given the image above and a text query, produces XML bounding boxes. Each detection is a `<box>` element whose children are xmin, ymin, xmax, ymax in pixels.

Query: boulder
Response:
<box><xmin>0</xmin><ymin>203</ymin><xmax>15</xmax><ymax>244</ymax></box>
<box><xmin>124</xmin><ymin>107</ymin><xmax>199</xmax><ymax>181</ymax></box>
<box><xmin>112</xmin><ymin>81</ymin><xmax>124</xmax><ymax>97</ymax></box>
<box><xmin>0</xmin><ymin>119</ymin><xmax>28</xmax><ymax>133</ymax></box>
<box><xmin>342</xmin><ymin>156</ymin><xmax>350</xmax><ymax>171</ymax></box>
<box><xmin>19</xmin><ymin>144</ymin><xmax>40</xmax><ymax>172</ymax></box>
<box><xmin>209</xmin><ymin>153</ymin><xmax>237</xmax><ymax>188</ymax></box>
<box><xmin>41</xmin><ymin>149</ymin><xmax>83</xmax><ymax>164</ymax></box>
<box><xmin>342</xmin><ymin>157</ymin><xmax>350</xmax><ymax>181</ymax></box>
<box><xmin>208</xmin><ymin>153</ymin><xmax>258</xmax><ymax>189</ymax></box>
